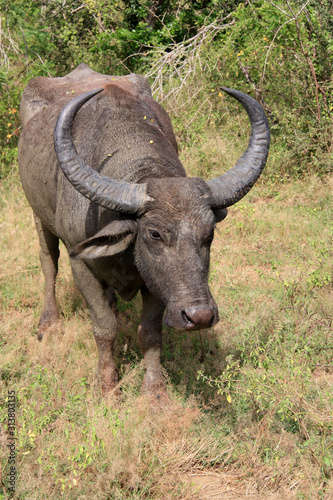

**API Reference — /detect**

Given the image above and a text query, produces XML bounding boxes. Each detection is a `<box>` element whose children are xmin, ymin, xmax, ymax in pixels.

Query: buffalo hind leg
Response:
<box><xmin>70</xmin><ymin>258</ymin><xmax>119</xmax><ymax>396</ymax></box>
<box><xmin>139</xmin><ymin>287</ymin><xmax>165</xmax><ymax>396</ymax></box>
<box><xmin>34</xmin><ymin>214</ymin><xmax>60</xmax><ymax>341</ymax></box>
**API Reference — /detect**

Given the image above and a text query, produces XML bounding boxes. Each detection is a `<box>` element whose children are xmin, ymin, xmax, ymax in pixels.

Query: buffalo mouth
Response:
<box><xmin>165</xmin><ymin>304</ymin><xmax>219</xmax><ymax>331</ymax></box>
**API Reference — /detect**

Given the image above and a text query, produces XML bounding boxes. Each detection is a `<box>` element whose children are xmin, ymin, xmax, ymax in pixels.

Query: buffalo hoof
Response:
<box><xmin>37</xmin><ymin>314</ymin><xmax>61</xmax><ymax>341</ymax></box>
<box><xmin>102</xmin><ymin>386</ymin><xmax>122</xmax><ymax>401</ymax></box>
<box><xmin>145</xmin><ymin>385</ymin><xmax>170</xmax><ymax>407</ymax></box>
<box><xmin>141</xmin><ymin>372</ymin><xmax>168</xmax><ymax>404</ymax></box>
<box><xmin>95</xmin><ymin>366</ymin><xmax>122</xmax><ymax>399</ymax></box>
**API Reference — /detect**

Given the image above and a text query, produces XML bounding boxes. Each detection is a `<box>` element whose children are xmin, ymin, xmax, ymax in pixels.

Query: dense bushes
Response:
<box><xmin>1</xmin><ymin>0</ymin><xmax>332</xmax><ymax>179</ymax></box>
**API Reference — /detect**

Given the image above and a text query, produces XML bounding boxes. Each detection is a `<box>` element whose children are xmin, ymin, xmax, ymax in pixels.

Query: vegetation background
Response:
<box><xmin>1</xmin><ymin>0</ymin><xmax>332</xmax><ymax>498</ymax></box>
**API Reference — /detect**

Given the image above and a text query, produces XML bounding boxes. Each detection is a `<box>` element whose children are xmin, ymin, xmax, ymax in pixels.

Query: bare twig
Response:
<box><xmin>17</xmin><ymin>25</ymin><xmax>51</xmax><ymax>76</ymax></box>
<box><xmin>267</xmin><ymin>0</ymin><xmax>291</xmax><ymax>17</ymax></box>
<box><xmin>19</xmin><ymin>25</ymin><xmax>28</xmax><ymax>64</ymax></box>
<box><xmin>265</xmin><ymin>0</ymin><xmax>324</xmax><ymax>120</ymax></box>
<box><xmin>143</xmin><ymin>16</ymin><xmax>235</xmax><ymax>105</ymax></box>
<box><xmin>117</xmin><ymin>15</ymin><xmax>235</xmax><ymax>132</ymax></box>
<box><xmin>261</xmin><ymin>0</ymin><xmax>311</xmax><ymax>93</ymax></box>
<box><xmin>237</xmin><ymin>58</ymin><xmax>274</xmax><ymax>119</ymax></box>
<box><xmin>0</xmin><ymin>16</ymin><xmax>21</xmax><ymax>71</ymax></box>
<box><xmin>70</xmin><ymin>4</ymin><xmax>86</xmax><ymax>14</ymax></box>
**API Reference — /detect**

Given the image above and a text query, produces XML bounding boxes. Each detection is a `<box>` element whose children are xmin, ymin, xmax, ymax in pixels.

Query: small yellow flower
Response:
<box><xmin>150</xmin><ymin>140</ymin><xmax>154</xmax><ymax>144</ymax></box>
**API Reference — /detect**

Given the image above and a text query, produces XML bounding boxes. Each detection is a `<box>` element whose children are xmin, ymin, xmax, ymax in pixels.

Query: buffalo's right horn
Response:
<box><xmin>54</xmin><ymin>89</ymin><xmax>152</xmax><ymax>215</ymax></box>
<box><xmin>207</xmin><ymin>88</ymin><xmax>270</xmax><ymax>209</ymax></box>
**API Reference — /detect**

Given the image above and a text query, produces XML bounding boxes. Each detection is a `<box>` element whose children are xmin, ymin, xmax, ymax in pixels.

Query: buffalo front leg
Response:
<box><xmin>139</xmin><ymin>287</ymin><xmax>165</xmax><ymax>395</ymax></box>
<box><xmin>34</xmin><ymin>214</ymin><xmax>60</xmax><ymax>341</ymax></box>
<box><xmin>70</xmin><ymin>259</ymin><xmax>119</xmax><ymax>396</ymax></box>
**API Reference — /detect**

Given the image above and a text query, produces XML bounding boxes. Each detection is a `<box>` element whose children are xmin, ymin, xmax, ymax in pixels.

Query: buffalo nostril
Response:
<box><xmin>182</xmin><ymin>310</ymin><xmax>194</xmax><ymax>327</ymax></box>
<box><xmin>182</xmin><ymin>306</ymin><xmax>215</xmax><ymax>329</ymax></box>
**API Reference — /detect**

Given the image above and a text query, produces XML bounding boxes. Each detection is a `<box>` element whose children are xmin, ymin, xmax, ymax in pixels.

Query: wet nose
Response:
<box><xmin>182</xmin><ymin>306</ymin><xmax>216</xmax><ymax>330</ymax></box>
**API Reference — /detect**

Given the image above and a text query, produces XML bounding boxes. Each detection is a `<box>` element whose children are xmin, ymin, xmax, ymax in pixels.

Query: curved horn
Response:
<box><xmin>207</xmin><ymin>88</ymin><xmax>270</xmax><ymax>209</ymax></box>
<box><xmin>54</xmin><ymin>89</ymin><xmax>151</xmax><ymax>214</ymax></box>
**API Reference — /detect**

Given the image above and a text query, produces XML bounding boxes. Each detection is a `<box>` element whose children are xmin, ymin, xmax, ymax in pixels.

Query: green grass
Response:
<box><xmin>0</xmin><ymin>165</ymin><xmax>332</xmax><ymax>499</ymax></box>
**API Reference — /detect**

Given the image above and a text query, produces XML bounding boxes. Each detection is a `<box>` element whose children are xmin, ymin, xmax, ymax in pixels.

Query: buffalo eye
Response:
<box><xmin>149</xmin><ymin>229</ymin><xmax>162</xmax><ymax>240</ymax></box>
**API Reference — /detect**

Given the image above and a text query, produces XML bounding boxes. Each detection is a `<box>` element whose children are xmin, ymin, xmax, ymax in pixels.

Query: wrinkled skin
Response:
<box><xmin>18</xmin><ymin>64</ymin><xmax>269</xmax><ymax>397</ymax></box>
<box><xmin>136</xmin><ymin>178</ymin><xmax>219</xmax><ymax>330</ymax></box>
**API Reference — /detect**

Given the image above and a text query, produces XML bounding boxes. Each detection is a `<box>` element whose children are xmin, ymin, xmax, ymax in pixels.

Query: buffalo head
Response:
<box><xmin>54</xmin><ymin>87</ymin><xmax>270</xmax><ymax>332</ymax></box>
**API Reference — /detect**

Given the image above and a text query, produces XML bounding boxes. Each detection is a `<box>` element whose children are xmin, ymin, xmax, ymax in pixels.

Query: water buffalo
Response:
<box><xmin>18</xmin><ymin>64</ymin><xmax>270</xmax><ymax>396</ymax></box>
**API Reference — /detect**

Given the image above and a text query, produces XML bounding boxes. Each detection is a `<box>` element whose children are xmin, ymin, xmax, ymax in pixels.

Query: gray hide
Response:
<box><xmin>18</xmin><ymin>64</ymin><xmax>270</xmax><ymax>396</ymax></box>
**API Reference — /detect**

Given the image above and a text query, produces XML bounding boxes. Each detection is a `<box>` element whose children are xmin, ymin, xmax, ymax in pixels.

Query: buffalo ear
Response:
<box><xmin>213</xmin><ymin>208</ymin><xmax>228</xmax><ymax>223</ymax></box>
<box><xmin>70</xmin><ymin>219</ymin><xmax>137</xmax><ymax>259</ymax></box>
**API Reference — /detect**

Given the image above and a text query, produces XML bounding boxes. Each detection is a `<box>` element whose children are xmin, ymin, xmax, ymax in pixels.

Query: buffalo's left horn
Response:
<box><xmin>54</xmin><ymin>89</ymin><xmax>151</xmax><ymax>214</ymax></box>
<box><xmin>207</xmin><ymin>88</ymin><xmax>270</xmax><ymax>209</ymax></box>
